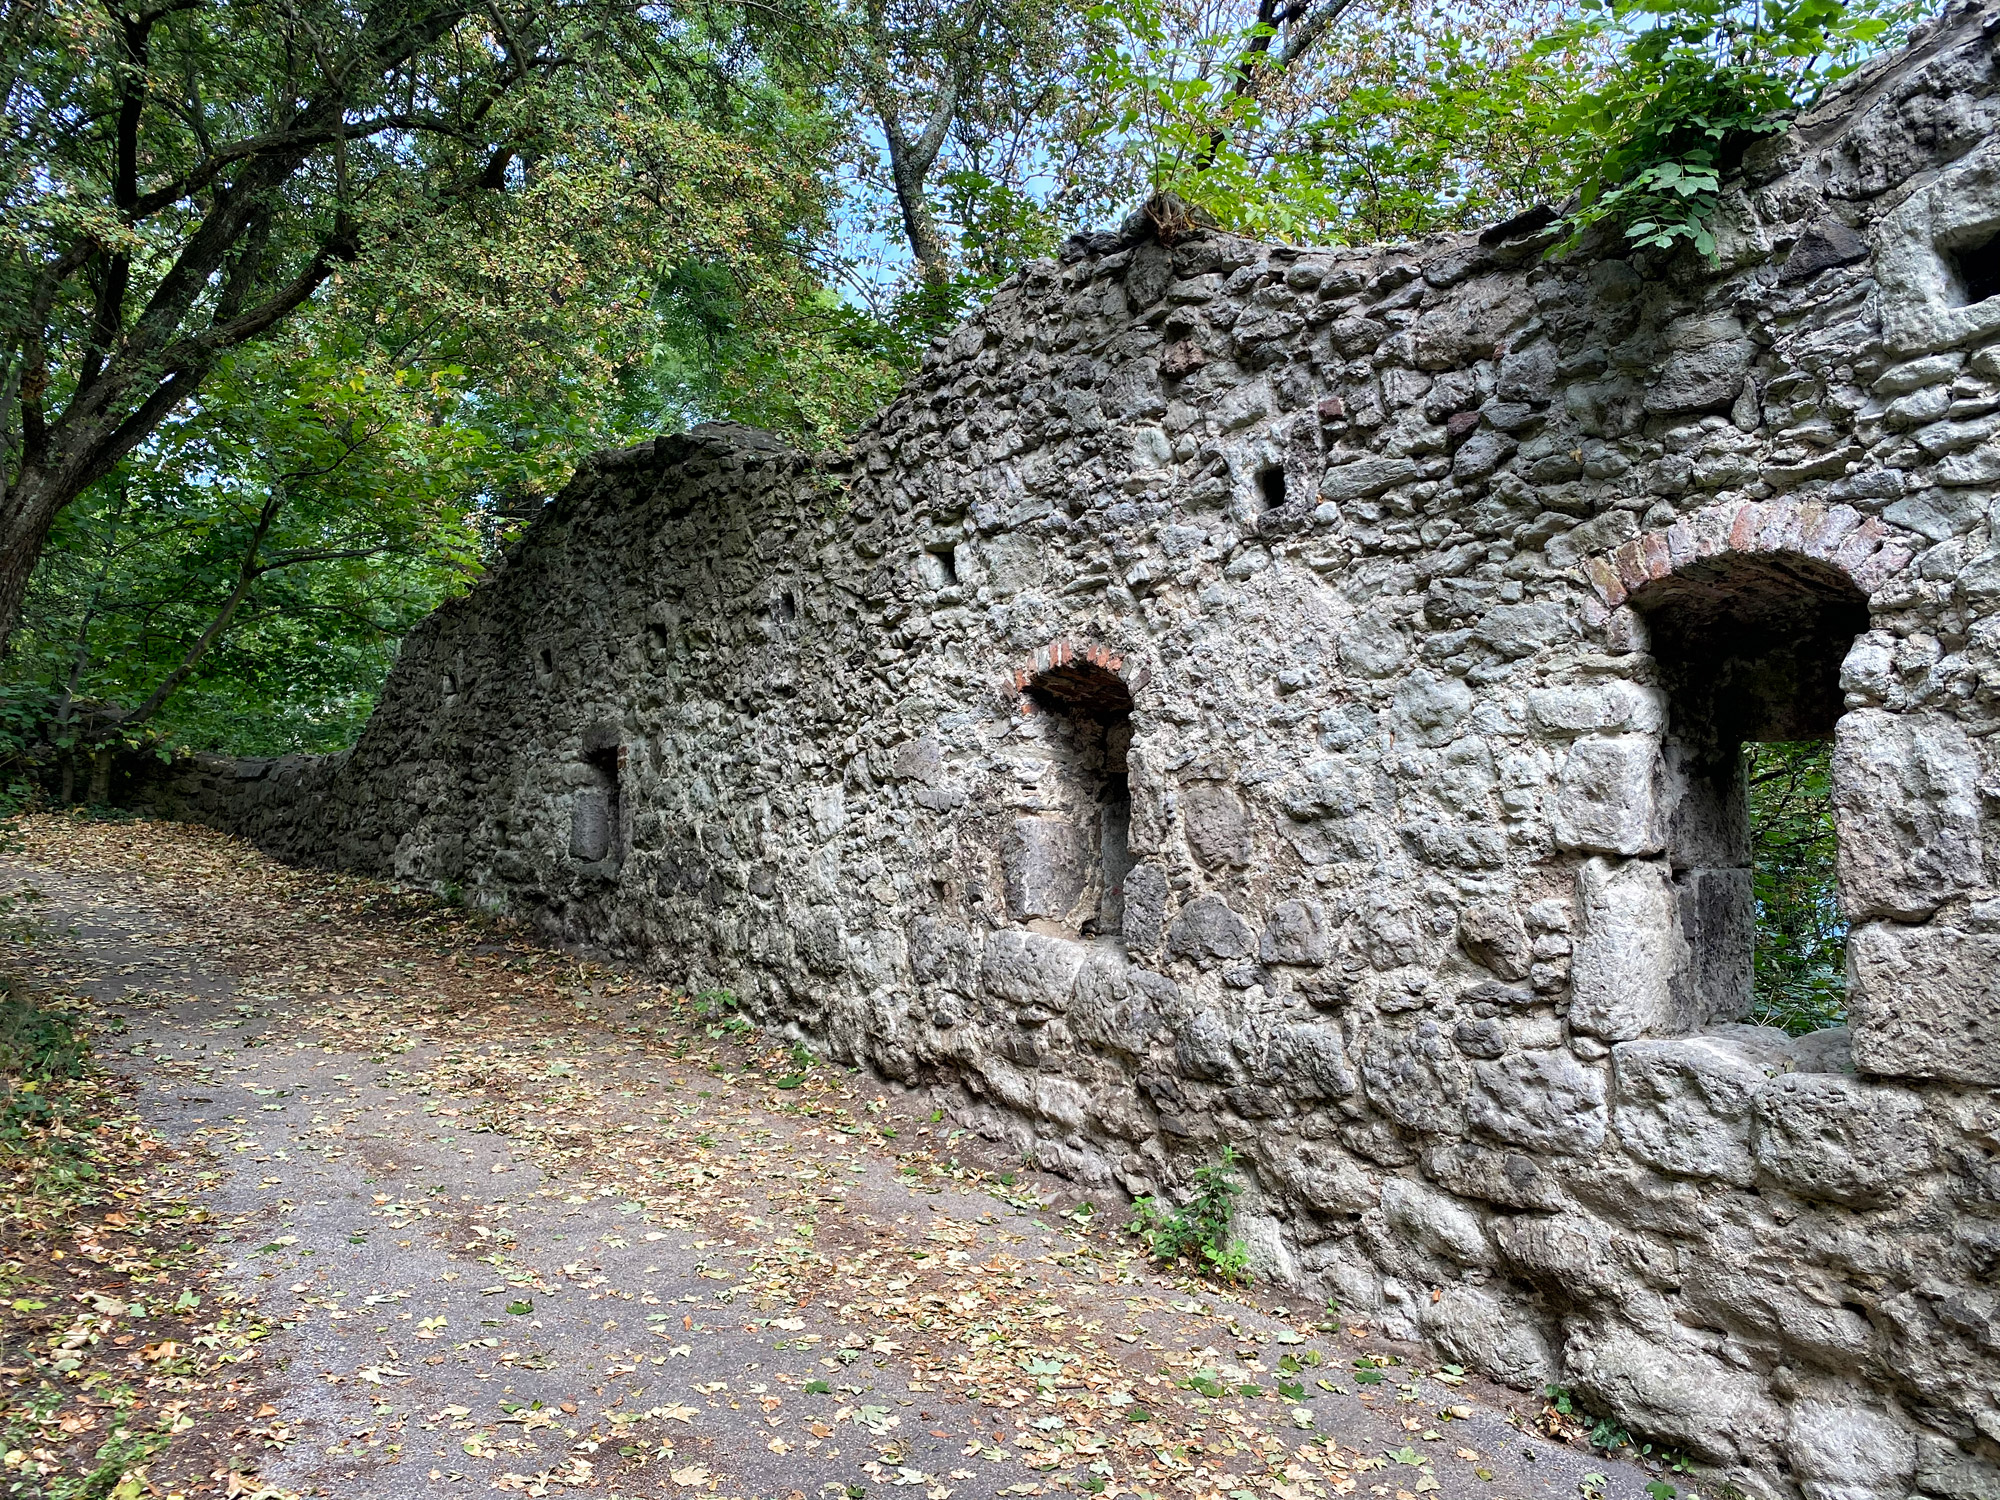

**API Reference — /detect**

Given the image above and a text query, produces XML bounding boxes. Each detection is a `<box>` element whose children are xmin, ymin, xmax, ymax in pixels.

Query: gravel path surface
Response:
<box><xmin>0</xmin><ymin>815</ymin><xmax>1672</xmax><ymax>1500</ymax></box>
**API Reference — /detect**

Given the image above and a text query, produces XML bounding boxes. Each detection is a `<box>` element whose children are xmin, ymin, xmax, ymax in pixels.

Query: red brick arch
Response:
<box><xmin>1005</xmin><ymin>639</ymin><xmax>1149</xmax><ymax>715</ymax></box>
<box><xmin>1583</xmin><ymin>498</ymin><xmax>1919</xmax><ymax>612</ymax></box>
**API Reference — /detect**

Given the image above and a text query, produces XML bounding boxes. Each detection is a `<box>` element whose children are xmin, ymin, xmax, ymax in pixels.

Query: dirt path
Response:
<box><xmin>0</xmin><ymin>815</ymin><xmax>1671</xmax><ymax>1500</ymax></box>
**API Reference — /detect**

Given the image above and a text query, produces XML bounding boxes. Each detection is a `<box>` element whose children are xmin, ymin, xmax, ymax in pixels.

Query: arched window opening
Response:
<box><xmin>1006</xmin><ymin>660</ymin><xmax>1135</xmax><ymax>939</ymax></box>
<box><xmin>1634</xmin><ymin>553</ymin><xmax>1869</xmax><ymax>1034</ymax></box>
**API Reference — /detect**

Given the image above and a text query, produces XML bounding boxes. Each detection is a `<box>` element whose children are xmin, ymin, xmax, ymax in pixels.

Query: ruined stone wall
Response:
<box><xmin>151</xmin><ymin>8</ymin><xmax>2000</xmax><ymax>1497</ymax></box>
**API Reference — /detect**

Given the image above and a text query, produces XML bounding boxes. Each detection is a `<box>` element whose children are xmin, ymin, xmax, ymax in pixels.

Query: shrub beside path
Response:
<box><xmin>0</xmin><ymin>814</ymin><xmax>1664</xmax><ymax>1500</ymax></box>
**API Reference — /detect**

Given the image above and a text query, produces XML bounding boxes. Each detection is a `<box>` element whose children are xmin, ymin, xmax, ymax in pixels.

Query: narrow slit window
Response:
<box><xmin>1746</xmin><ymin>740</ymin><xmax>1845</xmax><ymax>1034</ymax></box>
<box><xmin>1256</xmin><ymin>466</ymin><xmax>1287</xmax><ymax>511</ymax></box>
<box><xmin>1005</xmin><ymin>660</ymin><xmax>1135</xmax><ymax>939</ymax></box>
<box><xmin>570</xmin><ymin>743</ymin><xmax>622</xmax><ymax>864</ymax></box>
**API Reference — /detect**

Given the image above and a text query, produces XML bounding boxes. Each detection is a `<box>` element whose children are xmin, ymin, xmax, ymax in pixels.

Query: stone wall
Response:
<box><xmin>150</xmin><ymin>8</ymin><xmax>2000</xmax><ymax>1496</ymax></box>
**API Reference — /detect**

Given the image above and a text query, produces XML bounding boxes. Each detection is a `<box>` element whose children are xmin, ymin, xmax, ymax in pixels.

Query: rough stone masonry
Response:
<box><xmin>148</xmin><ymin>7</ymin><xmax>2000</xmax><ymax>1497</ymax></box>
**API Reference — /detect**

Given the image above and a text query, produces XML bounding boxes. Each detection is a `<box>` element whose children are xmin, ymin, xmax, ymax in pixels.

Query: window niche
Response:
<box><xmin>1945</xmin><ymin>224</ymin><xmax>2000</xmax><ymax>306</ymax></box>
<box><xmin>1255</xmin><ymin>465</ymin><xmax>1287</xmax><ymax>513</ymax></box>
<box><xmin>1634</xmin><ymin>553</ymin><xmax>1870</xmax><ymax>1033</ymax></box>
<box><xmin>918</xmin><ymin>544</ymin><xmax>959</xmax><ymax>589</ymax></box>
<box><xmin>1004</xmin><ymin>660</ymin><xmax>1135</xmax><ymax>939</ymax></box>
<box><xmin>569</xmin><ymin>724</ymin><xmax>625</xmax><ymax>868</ymax></box>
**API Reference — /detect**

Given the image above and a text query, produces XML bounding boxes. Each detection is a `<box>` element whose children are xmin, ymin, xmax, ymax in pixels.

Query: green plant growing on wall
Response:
<box><xmin>1128</xmin><ymin>1144</ymin><xmax>1251</xmax><ymax>1283</ymax></box>
<box><xmin>1551</xmin><ymin>0</ymin><xmax>1926</xmax><ymax>258</ymax></box>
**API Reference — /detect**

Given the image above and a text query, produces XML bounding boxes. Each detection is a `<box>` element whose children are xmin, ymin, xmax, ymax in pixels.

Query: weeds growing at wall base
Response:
<box><xmin>1127</xmin><ymin>1144</ymin><xmax>1251</xmax><ymax>1283</ymax></box>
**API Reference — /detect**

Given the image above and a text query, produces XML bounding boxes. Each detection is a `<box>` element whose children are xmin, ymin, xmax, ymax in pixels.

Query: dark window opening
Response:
<box><xmin>1256</xmin><ymin>466</ymin><xmax>1287</xmax><ymax>512</ymax></box>
<box><xmin>919</xmin><ymin>545</ymin><xmax>958</xmax><ymax>589</ymax></box>
<box><xmin>1634</xmin><ymin>553</ymin><xmax>1868</xmax><ymax>1035</ymax></box>
<box><xmin>778</xmin><ymin>591</ymin><xmax>800</xmax><ymax>623</ymax></box>
<box><xmin>570</xmin><ymin>741</ymin><xmax>622</xmax><ymax>864</ymax></box>
<box><xmin>1948</xmin><ymin>229</ymin><xmax>2000</xmax><ymax>306</ymax></box>
<box><xmin>537</xmin><ymin>647</ymin><xmax>555</xmax><ymax>679</ymax></box>
<box><xmin>1006</xmin><ymin>660</ymin><xmax>1135</xmax><ymax>939</ymax></box>
<box><xmin>644</xmin><ymin>622</ymin><xmax>671</xmax><ymax>661</ymax></box>
<box><xmin>441</xmin><ymin>670</ymin><xmax>459</xmax><ymax>702</ymax></box>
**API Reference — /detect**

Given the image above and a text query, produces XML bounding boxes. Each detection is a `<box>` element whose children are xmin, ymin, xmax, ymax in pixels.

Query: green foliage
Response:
<box><xmin>1127</xmin><ymin>1144</ymin><xmax>1251</xmax><ymax>1282</ymax></box>
<box><xmin>1552</xmin><ymin>0</ymin><xmax>1926</xmax><ymax>257</ymax></box>
<box><xmin>1747</xmin><ymin>740</ymin><xmax>1846</xmax><ymax>1033</ymax></box>
<box><xmin>3</xmin><ymin>0</ymin><xmax>915</xmax><ymax>756</ymax></box>
<box><xmin>1546</xmin><ymin>1383</ymin><xmax>1635</xmax><ymax>1451</ymax></box>
<box><xmin>0</xmin><ymin>982</ymin><xmax>97</xmax><ymax>1192</ymax></box>
<box><xmin>1081</xmin><ymin>1</ymin><xmax>1603</xmax><ymax>245</ymax></box>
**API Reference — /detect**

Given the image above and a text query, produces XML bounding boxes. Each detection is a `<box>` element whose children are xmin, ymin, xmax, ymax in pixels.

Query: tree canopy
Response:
<box><xmin>0</xmin><ymin>0</ymin><xmax>1930</xmax><ymax>783</ymax></box>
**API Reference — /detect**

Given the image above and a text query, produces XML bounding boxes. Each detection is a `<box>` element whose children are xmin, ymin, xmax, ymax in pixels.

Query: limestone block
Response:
<box><xmin>1361</xmin><ymin>1020</ymin><xmax>1468</xmax><ymax>1133</ymax></box>
<box><xmin>1472</xmin><ymin>600</ymin><xmax>1576</xmax><ymax>662</ymax></box>
<box><xmin>1468</xmin><ymin>1047</ymin><xmax>1608</xmax><ymax>1155</ymax></box>
<box><xmin>1449</xmin><ymin>429</ymin><xmax>1515</xmax><ymax>481</ymax></box>
<box><xmin>1182</xmin><ymin>782</ymin><xmax>1253</xmax><ymax>868</ymax></box>
<box><xmin>1645</xmin><ymin>339</ymin><xmax>1754</xmax><ymax>414</ymax></box>
<box><xmin>1670</xmin><ymin>866</ymin><xmax>1753</xmax><ymax>1025</ymax></box>
<box><xmin>1380</xmin><ymin>1178</ymin><xmax>1493</xmax><ymax>1266</ymax></box>
<box><xmin>1918</xmin><ymin>1435</ymin><xmax>2000</xmax><ymax>1500</ymax></box>
<box><xmin>1418</xmin><ymin>1286</ymin><xmax>1555</xmax><ymax>1391</ymax></box>
<box><xmin>1833</xmin><ymin>709</ymin><xmax>1982</xmax><ymax>921</ymax></box>
<box><xmin>1550</xmin><ymin>735</ymin><xmax>1663</xmax><ymax>856</ymax></box>
<box><xmin>568</xmin><ymin>789</ymin><xmax>614</xmax><ymax>861</ymax></box>
<box><xmin>1453</xmin><ymin>1018</ymin><xmax>1505</xmax><ymax>1058</ymax></box>
<box><xmin>1751</xmin><ymin>1073</ymin><xmax>1933</xmax><ymax>1207</ymax></box>
<box><xmin>1004</xmin><ymin>815</ymin><xmax>1087</xmax><ymax>922</ymax></box>
<box><xmin>1457</xmin><ymin>898</ymin><xmax>1530</xmax><ymax>980</ymax></box>
<box><xmin>1122</xmin><ymin>863</ymin><xmax>1168</xmax><ymax>954</ymax></box>
<box><xmin>977</xmin><ymin>1055</ymin><xmax>1036</xmax><ymax>1114</ymax></box>
<box><xmin>1266</xmin><ymin>1022</ymin><xmax>1358</xmax><ymax>1099</ymax></box>
<box><xmin>979</xmin><ymin>930</ymin><xmax>1086</xmax><ymax>1013</ymax></box>
<box><xmin>1525</xmin><ymin>682</ymin><xmax>1667</xmax><ymax>738</ymax></box>
<box><xmin>1320</xmin><ymin>454</ymin><xmax>1419</xmax><ymax>502</ymax></box>
<box><xmin>1277</xmin><ymin>1142</ymin><xmax>1379</xmax><ymax>1216</ymax></box>
<box><xmin>1390</xmin><ymin>670</ymin><xmax>1473</xmax><ymax>748</ymax></box>
<box><xmin>1785</xmin><ymin>1399</ymin><xmax>1918</xmax><ymax>1500</ymax></box>
<box><xmin>1173</xmin><ymin>1007</ymin><xmax>1242</xmax><ymax>1083</ymax></box>
<box><xmin>1847</xmin><ymin>920</ymin><xmax>2000</xmax><ymax>1084</ymax></box>
<box><xmin>797</xmin><ymin>906</ymin><xmax>846</xmax><ymax>975</ymax></box>
<box><xmin>1166</xmin><ymin>895</ymin><xmax>1256</xmax><ymax>963</ymax></box>
<box><xmin>1421</xmin><ymin>1142</ymin><xmax>1569</xmax><ymax>1211</ymax></box>
<box><xmin>1611</xmin><ymin>1029</ymin><xmax>1792</xmax><ymax>1186</ymax></box>
<box><xmin>1562</xmin><ymin>1328</ymin><xmax>1780</xmax><ymax>1463</ymax></box>
<box><xmin>1069</xmin><ymin>954</ymin><xmax>1173</xmax><ymax>1057</ymax></box>
<box><xmin>1033</xmin><ymin>1075</ymin><xmax>1090</xmax><ymax>1132</ymax></box>
<box><xmin>1569</xmin><ymin>857</ymin><xmax>1686</xmax><ymax>1041</ymax></box>
<box><xmin>1259</xmin><ymin>897</ymin><xmax>1330</xmax><ymax>965</ymax></box>
<box><xmin>909</xmin><ymin>916</ymin><xmax>979</xmax><ymax>997</ymax></box>
<box><xmin>1337</xmin><ymin>611</ymin><xmax>1409</xmax><ymax>676</ymax></box>
<box><xmin>1682</xmin><ymin>1253</ymin><xmax>1875</xmax><ymax>1360</ymax></box>
<box><xmin>1493</xmin><ymin>1212</ymin><xmax>1614</xmax><ymax>1295</ymax></box>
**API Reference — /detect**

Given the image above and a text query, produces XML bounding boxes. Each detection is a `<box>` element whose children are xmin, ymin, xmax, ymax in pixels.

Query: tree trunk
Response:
<box><xmin>0</xmin><ymin>465</ymin><xmax>66</xmax><ymax>658</ymax></box>
<box><xmin>87</xmin><ymin>746</ymin><xmax>112</xmax><ymax>806</ymax></box>
<box><xmin>886</xmin><ymin>123</ymin><xmax>954</xmax><ymax>287</ymax></box>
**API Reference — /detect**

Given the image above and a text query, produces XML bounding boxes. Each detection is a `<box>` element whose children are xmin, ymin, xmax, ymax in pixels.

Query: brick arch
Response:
<box><xmin>1582</xmin><ymin>498</ymin><xmax>1920</xmax><ymax>612</ymax></box>
<box><xmin>1004</xmin><ymin>639</ymin><xmax>1150</xmax><ymax>716</ymax></box>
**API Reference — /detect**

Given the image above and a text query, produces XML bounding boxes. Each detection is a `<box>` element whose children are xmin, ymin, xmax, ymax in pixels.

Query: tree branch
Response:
<box><xmin>122</xmin><ymin>483</ymin><xmax>285</xmax><ymax>729</ymax></box>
